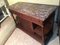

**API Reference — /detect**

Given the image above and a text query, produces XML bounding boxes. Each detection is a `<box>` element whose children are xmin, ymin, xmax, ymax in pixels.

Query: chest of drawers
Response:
<box><xmin>9</xmin><ymin>2</ymin><xmax>57</xmax><ymax>45</ymax></box>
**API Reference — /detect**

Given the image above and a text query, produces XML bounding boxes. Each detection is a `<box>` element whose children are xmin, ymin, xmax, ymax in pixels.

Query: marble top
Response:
<box><xmin>10</xmin><ymin>2</ymin><xmax>57</xmax><ymax>21</ymax></box>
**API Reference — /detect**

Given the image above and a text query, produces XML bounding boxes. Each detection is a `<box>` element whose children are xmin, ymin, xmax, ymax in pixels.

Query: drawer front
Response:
<box><xmin>19</xmin><ymin>13</ymin><xmax>43</xmax><ymax>27</ymax></box>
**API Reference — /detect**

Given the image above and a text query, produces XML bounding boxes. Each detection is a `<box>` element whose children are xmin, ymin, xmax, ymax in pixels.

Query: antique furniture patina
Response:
<box><xmin>9</xmin><ymin>2</ymin><xmax>57</xmax><ymax>45</ymax></box>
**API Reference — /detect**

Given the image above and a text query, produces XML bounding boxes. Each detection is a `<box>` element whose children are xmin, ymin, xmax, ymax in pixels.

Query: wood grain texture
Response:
<box><xmin>9</xmin><ymin>2</ymin><xmax>56</xmax><ymax>45</ymax></box>
<box><xmin>9</xmin><ymin>2</ymin><xmax>57</xmax><ymax>21</ymax></box>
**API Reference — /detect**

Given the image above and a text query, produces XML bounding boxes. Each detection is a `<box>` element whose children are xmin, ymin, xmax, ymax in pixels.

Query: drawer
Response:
<box><xmin>19</xmin><ymin>13</ymin><xmax>43</xmax><ymax>27</ymax></box>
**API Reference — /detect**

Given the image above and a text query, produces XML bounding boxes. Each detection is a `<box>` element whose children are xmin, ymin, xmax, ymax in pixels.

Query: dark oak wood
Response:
<box><xmin>9</xmin><ymin>2</ymin><xmax>57</xmax><ymax>45</ymax></box>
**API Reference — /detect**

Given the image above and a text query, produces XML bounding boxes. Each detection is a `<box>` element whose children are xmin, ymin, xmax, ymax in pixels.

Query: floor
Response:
<box><xmin>0</xmin><ymin>17</ymin><xmax>16</xmax><ymax>45</ymax></box>
<box><xmin>5</xmin><ymin>27</ymin><xmax>59</xmax><ymax>45</ymax></box>
<box><xmin>5</xmin><ymin>28</ymin><xmax>41</xmax><ymax>45</ymax></box>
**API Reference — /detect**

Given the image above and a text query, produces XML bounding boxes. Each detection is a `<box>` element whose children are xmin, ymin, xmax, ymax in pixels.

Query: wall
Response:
<box><xmin>7</xmin><ymin>0</ymin><xmax>59</xmax><ymax>5</ymax></box>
